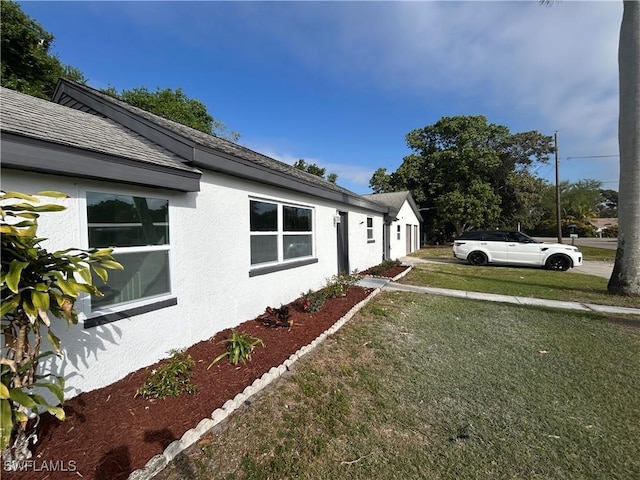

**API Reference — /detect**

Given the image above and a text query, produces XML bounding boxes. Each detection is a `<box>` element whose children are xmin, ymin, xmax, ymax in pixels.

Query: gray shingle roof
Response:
<box><xmin>364</xmin><ymin>191</ymin><xmax>424</xmax><ymax>221</ymax></box>
<box><xmin>58</xmin><ymin>80</ymin><xmax>361</xmax><ymax>199</ymax></box>
<box><xmin>0</xmin><ymin>86</ymin><xmax>200</xmax><ymax>175</ymax></box>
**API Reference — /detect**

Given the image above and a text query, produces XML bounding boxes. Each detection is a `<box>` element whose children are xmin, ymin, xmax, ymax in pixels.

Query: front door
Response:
<box><xmin>336</xmin><ymin>212</ymin><xmax>350</xmax><ymax>274</ymax></box>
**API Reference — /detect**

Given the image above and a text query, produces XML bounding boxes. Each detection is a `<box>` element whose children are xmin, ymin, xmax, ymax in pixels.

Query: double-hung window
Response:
<box><xmin>87</xmin><ymin>192</ymin><xmax>171</xmax><ymax>312</ymax></box>
<box><xmin>250</xmin><ymin>199</ymin><xmax>313</xmax><ymax>267</ymax></box>
<box><xmin>366</xmin><ymin>217</ymin><xmax>374</xmax><ymax>242</ymax></box>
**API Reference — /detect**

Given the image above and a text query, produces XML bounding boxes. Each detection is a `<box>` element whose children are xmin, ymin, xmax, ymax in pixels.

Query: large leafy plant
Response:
<box><xmin>0</xmin><ymin>191</ymin><xmax>122</xmax><ymax>460</ymax></box>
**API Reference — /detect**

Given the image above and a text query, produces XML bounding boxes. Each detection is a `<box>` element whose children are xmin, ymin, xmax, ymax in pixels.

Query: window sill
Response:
<box><xmin>84</xmin><ymin>297</ymin><xmax>177</xmax><ymax>328</ymax></box>
<box><xmin>249</xmin><ymin>258</ymin><xmax>318</xmax><ymax>277</ymax></box>
<box><xmin>367</xmin><ymin>240</ymin><xmax>376</xmax><ymax>244</ymax></box>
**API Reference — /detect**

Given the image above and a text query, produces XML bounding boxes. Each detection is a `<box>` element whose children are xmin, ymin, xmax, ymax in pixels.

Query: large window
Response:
<box><xmin>250</xmin><ymin>200</ymin><xmax>313</xmax><ymax>266</ymax></box>
<box><xmin>87</xmin><ymin>192</ymin><xmax>171</xmax><ymax>311</ymax></box>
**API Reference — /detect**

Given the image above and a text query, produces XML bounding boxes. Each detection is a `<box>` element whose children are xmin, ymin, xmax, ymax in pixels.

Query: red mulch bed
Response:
<box><xmin>361</xmin><ymin>265</ymin><xmax>410</xmax><ymax>278</ymax></box>
<box><xmin>7</xmin><ymin>286</ymin><xmax>373</xmax><ymax>480</ymax></box>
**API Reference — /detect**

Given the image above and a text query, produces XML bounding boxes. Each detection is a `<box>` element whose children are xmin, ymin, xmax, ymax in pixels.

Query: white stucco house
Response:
<box><xmin>364</xmin><ymin>191</ymin><xmax>423</xmax><ymax>258</ymax></box>
<box><xmin>1</xmin><ymin>80</ymin><xmax>394</xmax><ymax>397</ymax></box>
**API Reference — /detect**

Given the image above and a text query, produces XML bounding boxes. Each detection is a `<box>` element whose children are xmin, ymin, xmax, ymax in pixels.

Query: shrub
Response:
<box><xmin>322</xmin><ymin>272</ymin><xmax>362</xmax><ymax>298</ymax></box>
<box><xmin>300</xmin><ymin>289</ymin><xmax>326</xmax><ymax>312</ymax></box>
<box><xmin>367</xmin><ymin>259</ymin><xmax>402</xmax><ymax>276</ymax></box>
<box><xmin>208</xmin><ymin>330</ymin><xmax>264</xmax><ymax>368</ymax></box>
<box><xmin>136</xmin><ymin>350</ymin><xmax>197</xmax><ymax>399</ymax></box>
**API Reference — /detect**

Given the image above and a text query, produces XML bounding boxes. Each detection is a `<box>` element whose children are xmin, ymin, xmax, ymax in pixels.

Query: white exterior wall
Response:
<box><xmin>2</xmin><ymin>169</ymin><xmax>383</xmax><ymax>397</ymax></box>
<box><xmin>389</xmin><ymin>200</ymin><xmax>421</xmax><ymax>258</ymax></box>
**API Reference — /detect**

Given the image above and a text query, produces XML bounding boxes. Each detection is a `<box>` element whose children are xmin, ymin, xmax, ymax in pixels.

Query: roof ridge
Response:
<box><xmin>55</xmin><ymin>79</ymin><xmax>361</xmax><ymax>197</ymax></box>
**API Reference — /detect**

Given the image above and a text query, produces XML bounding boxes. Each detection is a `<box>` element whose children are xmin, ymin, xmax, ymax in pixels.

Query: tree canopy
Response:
<box><xmin>0</xmin><ymin>0</ymin><xmax>86</xmax><ymax>99</ymax></box>
<box><xmin>371</xmin><ymin>115</ymin><xmax>554</xmax><ymax>236</ymax></box>
<box><xmin>102</xmin><ymin>86</ymin><xmax>240</xmax><ymax>142</ymax></box>
<box><xmin>293</xmin><ymin>159</ymin><xmax>338</xmax><ymax>184</ymax></box>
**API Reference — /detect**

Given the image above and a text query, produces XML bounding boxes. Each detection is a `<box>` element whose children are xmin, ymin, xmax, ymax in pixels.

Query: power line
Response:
<box><xmin>562</xmin><ymin>155</ymin><xmax>619</xmax><ymax>160</ymax></box>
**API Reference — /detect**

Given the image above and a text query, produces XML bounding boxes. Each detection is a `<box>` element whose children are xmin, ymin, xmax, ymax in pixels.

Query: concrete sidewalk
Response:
<box><xmin>357</xmin><ymin>271</ymin><xmax>640</xmax><ymax>317</ymax></box>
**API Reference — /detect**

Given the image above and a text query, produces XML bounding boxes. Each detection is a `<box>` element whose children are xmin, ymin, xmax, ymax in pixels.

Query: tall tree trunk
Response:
<box><xmin>608</xmin><ymin>1</ymin><xmax>640</xmax><ymax>296</ymax></box>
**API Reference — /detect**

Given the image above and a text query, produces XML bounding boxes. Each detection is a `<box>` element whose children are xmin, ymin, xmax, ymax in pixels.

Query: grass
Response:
<box><xmin>158</xmin><ymin>293</ymin><xmax>640</xmax><ymax>480</ymax></box>
<box><xmin>577</xmin><ymin>245</ymin><xmax>617</xmax><ymax>262</ymax></box>
<box><xmin>401</xmin><ymin>263</ymin><xmax>639</xmax><ymax>308</ymax></box>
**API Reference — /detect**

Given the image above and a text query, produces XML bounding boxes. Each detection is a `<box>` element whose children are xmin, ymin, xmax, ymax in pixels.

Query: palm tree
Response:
<box><xmin>608</xmin><ymin>1</ymin><xmax>640</xmax><ymax>296</ymax></box>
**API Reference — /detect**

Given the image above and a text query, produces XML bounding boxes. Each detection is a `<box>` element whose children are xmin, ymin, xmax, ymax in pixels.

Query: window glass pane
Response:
<box><xmin>283</xmin><ymin>206</ymin><xmax>311</xmax><ymax>232</ymax></box>
<box><xmin>92</xmin><ymin>250</ymin><xmax>170</xmax><ymax>310</ymax></box>
<box><xmin>87</xmin><ymin>192</ymin><xmax>168</xmax><ymax>247</ymax></box>
<box><xmin>283</xmin><ymin>234</ymin><xmax>312</xmax><ymax>259</ymax></box>
<box><xmin>251</xmin><ymin>235</ymin><xmax>278</xmax><ymax>264</ymax></box>
<box><xmin>367</xmin><ymin>229</ymin><xmax>374</xmax><ymax>240</ymax></box>
<box><xmin>250</xmin><ymin>201</ymin><xmax>277</xmax><ymax>231</ymax></box>
<box><xmin>367</xmin><ymin>218</ymin><xmax>373</xmax><ymax>228</ymax></box>
<box><xmin>484</xmin><ymin>233</ymin><xmax>506</xmax><ymax>241</ymax></box>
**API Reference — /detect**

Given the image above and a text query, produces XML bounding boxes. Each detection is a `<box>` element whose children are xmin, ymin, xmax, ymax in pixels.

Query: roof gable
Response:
<box><xmin>364</xmin><ymin>191</ymin><xmax>423</xmax><ymax>221</ymax></box>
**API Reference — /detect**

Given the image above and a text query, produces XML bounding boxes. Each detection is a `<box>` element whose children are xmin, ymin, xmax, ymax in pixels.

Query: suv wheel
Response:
<box><xmin>467</xmin><ymin>251</ymin><xmax>488</xmax><ymax>266</ymax></box>
<box><xmin>545</xmin><ymin>254</ymin><xmax>571</xmax><ymax>271</ymax></box>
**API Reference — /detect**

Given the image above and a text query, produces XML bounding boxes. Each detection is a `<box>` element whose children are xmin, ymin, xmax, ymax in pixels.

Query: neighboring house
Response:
<box><xmin>364</xmin><ymin>191</ymin><xmax>423</xmax><ymax>259</ymax></box>
<box><xmin>589</xmin><ymin>218</ymin><xmax>619</xmax><ymax>237</ymax></box>
<box><xmin>0</xmin><ymin>80</ymin><xmax>391</xmax><ymax>397</ymax></box>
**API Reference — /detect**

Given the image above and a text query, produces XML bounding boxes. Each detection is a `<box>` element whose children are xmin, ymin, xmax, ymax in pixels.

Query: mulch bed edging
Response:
<box><xmin>128</xmin><ymin>286</ymin><xmax>383</xmax><ymax>480</ymax></box>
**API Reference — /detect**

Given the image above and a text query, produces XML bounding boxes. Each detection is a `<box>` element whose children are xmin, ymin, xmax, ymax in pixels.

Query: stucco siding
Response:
<box><xmin>2</xmin><ymin>169</ymin><xmax>383</xmax><ymax>396</ymax></box>
<box><xmin>389</xmin><ymin>200</ymin><xmax>422</xmax><ymax>258</ymax></box>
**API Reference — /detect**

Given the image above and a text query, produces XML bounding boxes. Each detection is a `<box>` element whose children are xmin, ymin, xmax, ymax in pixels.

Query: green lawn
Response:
<box><xmin>158</xmin><ymin>294</ymin><xmax>640</xmax><ymax>480</ymax></box>
<box><xmin>401</xmin><ymin>263</ymin><xmax>639</xmax><ymax>309</ymax></box>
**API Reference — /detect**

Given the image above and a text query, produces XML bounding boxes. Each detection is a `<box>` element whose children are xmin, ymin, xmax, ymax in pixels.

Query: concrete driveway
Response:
<box><xmin>570</xmin><ymin>261</ymin><xmax>613</xmax><ymax>279</ymax></box>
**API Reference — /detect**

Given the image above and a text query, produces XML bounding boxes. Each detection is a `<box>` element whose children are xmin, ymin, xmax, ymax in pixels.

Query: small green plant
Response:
<box><xmin>322</xmin><ymin>271</ymin><xmax>362</xmax><ymax>298</ymax></box>
<box><xmin>258</xmin><ymin>305</ymin><xmax>292</xmax><ymax>328</ymax></box>
<box><xmin>208</xmin><ymin>330</ymin><xmax>264</xmax><ymax>368</ymax></box>
<box><xmin>135</xmin><ymin>350</ymin><xmax>197</xmax><ymax>400</ymax></box>
<box><xmin>300</xmin><ymin>289</ymin><xmax>326</xmax><ymax>312</ymax></box>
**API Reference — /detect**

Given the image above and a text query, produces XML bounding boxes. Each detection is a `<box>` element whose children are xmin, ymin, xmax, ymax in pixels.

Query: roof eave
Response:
<box><xmin>1</xmin><ymin>132</ymin><xmax>201</xmax><ymax>192</ymax></box>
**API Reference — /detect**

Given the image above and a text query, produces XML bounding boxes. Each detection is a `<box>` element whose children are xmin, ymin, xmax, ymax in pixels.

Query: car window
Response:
<box><xmin>483</xmin><ymin>232</ymin><xmax>506</xmax><ymax>241</ymax></box>
<box><xmin>506</xmin><ymin>232</ymin><xmax>539</xmax><ymax>243</ymax></box>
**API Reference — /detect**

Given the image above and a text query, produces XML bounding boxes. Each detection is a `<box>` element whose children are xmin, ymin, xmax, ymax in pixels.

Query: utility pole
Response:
<box><xmin>555</xmin><ymin>131</ymin><xmax>562</xmax><ymax>244</ymax></box>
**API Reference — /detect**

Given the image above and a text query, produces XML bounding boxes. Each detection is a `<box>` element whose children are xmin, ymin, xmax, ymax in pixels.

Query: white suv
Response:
<box><xmin>453</xmin><ymin>231</ymin><xmax>582</xmax><ymax>271</ymax></box>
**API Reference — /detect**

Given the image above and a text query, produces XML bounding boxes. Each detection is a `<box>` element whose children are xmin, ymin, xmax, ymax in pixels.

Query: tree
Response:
<box><xmin>293</xmin><ymin>159</ymin><xmax>338</xmax><ymax>184</ymax></box>
<box><xmin>562</xmin><ymin>179</ymin><xmax>602</xmax><ymax>222</ymax></box>
<box><xmin>598</xmin><ymin>188</ymin><xmax>618</xmax><ymax>217</ymax></box>
<box><xmin>0</xmin><ymin>0</ymin><xmax>86</xmax><ymax>99</ymax></box>
<box><xmin>102</xmin><ymin>86</ymin><xmax>240</xmax><ymax>142</ymax></box>
<box><xmin>373</xmin><ymin>115</ymin><xmax>554</xmax><ymax>236</ymax></box>
<box><xmin>369</xmin><ymin>167</ymin><xmax>393</xmax><ymax>193</ymax></box>
<box><xmin>608</xmin><ymin>1</ymin><xmax>640</xmax><ymax>296</ymax></box>
<box><xmin>0</xmin><ymin>191</ymin><xmax>122</xmax><ymax>460</ymax></box>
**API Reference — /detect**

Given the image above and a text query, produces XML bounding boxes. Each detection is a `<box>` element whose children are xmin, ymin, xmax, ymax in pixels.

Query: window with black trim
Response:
<box><xmin>250</xmin><ymin>200</ymin><xmax>313</xmax><ymax>266</ymax></box>
<box><xmin>366</xmin><ymin>217</ymin><xmax>374</xmax><ymax>242</ymax></box>
<box><xmin>87</xmin><ymin>192</ymin><xmax>171</xmax><ymax>311</ymax></box>
<box><xmin>397</xmin><ymin>224</ymin><xmax>401</xmax><ymax>240</ymax></box>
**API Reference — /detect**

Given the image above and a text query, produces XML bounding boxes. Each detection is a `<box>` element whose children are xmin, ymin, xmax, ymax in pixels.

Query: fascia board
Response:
<box><xmin>1</xmin><ymin>133</ymin><xmax>201</xmax><ymax>192</ymax></box>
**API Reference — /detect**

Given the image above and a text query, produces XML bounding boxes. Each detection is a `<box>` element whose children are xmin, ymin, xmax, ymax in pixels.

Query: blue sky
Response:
<box><xmin>19</xmin><ymin>0</ymin><xmax>623</xmax><ymax>194</ymax></box>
